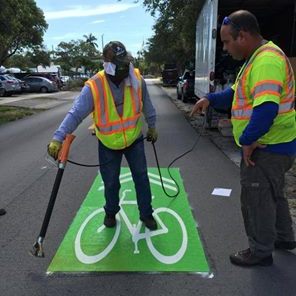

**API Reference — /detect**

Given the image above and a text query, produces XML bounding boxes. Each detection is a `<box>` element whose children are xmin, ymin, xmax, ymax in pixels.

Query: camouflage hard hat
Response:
<box><xmin>103</xmin><ymin>41</ymin><xmax>133</xmax><ymax>65</ymax></box>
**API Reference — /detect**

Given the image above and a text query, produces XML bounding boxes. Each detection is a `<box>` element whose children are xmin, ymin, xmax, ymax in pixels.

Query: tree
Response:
<box><xmin>54</xmin><ymin>38</ymin><xmax>101</xmax><ymax>75</ymax></box>
<box><xmin>4</xmin><ymin>46</ymin><xmax>51</xmax><ymax>70</ymax></box>
<box><xmin>119</xmin><ymin>0</ymin><xmax>204</xmax><ymax>72</ymax></box>
<box><xmin>54</xmin><ymin>41</ymin><xmax>80</xmax><ymax>72</ymax></box>
<box><xmin>82</xmin><ymin>34</ymin><xmax>101</xmax><ymax>74</ymax></box>
<box><xmin>27</xmin><ymin>46</ymin><xmax>51</xmax><ymax>68</ymax></box>
<box><xmin>3</xmin><ymin>54</ymin><xmax>32</xmax><ymax>70</ymax></box>
<box><xmin>79</xmin><ymin>41</ymin><xmax>101</xmax><ymax>74</ymax></box>
<box><xmin>83</xmin><ymin>33</ymin><xmax>98</xmax><ymax>48</ymax></box>
<box><xmin>0</xmin><ymin>0</ymin><xmax>48</xmax><ymax>65</ymax></box>
<box><xmin>142</xmin><ymin>0</ymin><xmax>203</xmax><ymax>71</ymax></box>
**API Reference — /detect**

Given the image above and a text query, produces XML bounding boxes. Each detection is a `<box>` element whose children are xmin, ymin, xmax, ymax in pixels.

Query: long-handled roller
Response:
<box><xmin>31</xmin><ymin>134</ymin><xmax>76</xmax><ymax>257</ymax></box>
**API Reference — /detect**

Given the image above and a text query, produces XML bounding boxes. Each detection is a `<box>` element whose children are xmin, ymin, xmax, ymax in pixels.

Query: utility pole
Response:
<box><xmin>101</xmin><ymin>34</ymin><xmax>104</xmax><ymax>52</ymax></box>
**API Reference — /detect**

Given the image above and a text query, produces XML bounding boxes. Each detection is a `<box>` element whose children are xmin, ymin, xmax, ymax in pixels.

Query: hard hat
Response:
<box><xmin>103</xmin><ymin>41</ymin><xmax>133</xmax><ymax>65</ymax></box>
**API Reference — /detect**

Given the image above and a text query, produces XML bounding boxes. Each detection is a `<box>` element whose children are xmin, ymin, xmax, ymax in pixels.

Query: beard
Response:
<box><xmin>115</xmin><ymin>68</ymin><xmax>129</xmax><ymax>81</ymax></box>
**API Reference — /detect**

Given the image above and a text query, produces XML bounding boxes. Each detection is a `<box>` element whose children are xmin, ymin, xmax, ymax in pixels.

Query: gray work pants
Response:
<box><xmin>240</xmin><ymin>149</ymin><xmax>295</xmax><ymax>257</ymax></box>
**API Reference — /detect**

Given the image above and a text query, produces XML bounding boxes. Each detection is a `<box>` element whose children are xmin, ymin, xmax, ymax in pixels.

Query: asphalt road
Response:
<box><xmin>0</xmin><ymin>81</ymin><xmax>295</xmax><ymax>296</ymax></box>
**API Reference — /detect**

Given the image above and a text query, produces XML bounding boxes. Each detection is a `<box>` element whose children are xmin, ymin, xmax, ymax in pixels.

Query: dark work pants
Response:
<box><xmin>240</xmin><ymin>150</ymin><xmax>295</xmax><ymax>257</ymax></box>
<box><xmin>98</xmin><ymin>135</ymin><xmax>153</xmax><ymax>218</ymax></box>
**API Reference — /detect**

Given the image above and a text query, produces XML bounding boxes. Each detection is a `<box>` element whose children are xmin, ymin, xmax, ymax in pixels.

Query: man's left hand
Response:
<box><xmin>146</xmin><ymin>128</ymin><xmax>158</xmax><ymax>143</ymax></box>
<box><xmin>242</xmin><ymin>142</ymin><xmax>266</xmax><ymax>167</ymax></box>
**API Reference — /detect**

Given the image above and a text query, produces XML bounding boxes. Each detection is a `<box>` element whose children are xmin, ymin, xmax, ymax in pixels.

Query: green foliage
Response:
<box><xmin>54</xmin><ymin>39</ymin><xmax>102</xmax><ymax>75</ymax></box>
<box><xmin>63</xmin><ymin>78</ymin><xmax>88</xmax><ymax>91</ymax></box>
<box><xmin>3</xmin><ymin>53</ymin><xmax>32</xmax><ymax>69</ymax></box>
<box><xmin>0</xmin><ymin>0</ymin><xmax>48</xmax><ymax>64</ymax></box>
<box><xmin>0</xmin><ymin>106</ymin><xmax>37</xmax><ymax>124</ymax></box>
<box><xmin>143</xmin><ymin>0</ymin><xmax>205</xmax><ymax>71</ymax></box>
<box><xmin>83</xmin><ymin>33</ymin><xmax>98</xmax><ymax>48</ymax></box>
<box><xmin>4</xmin><ymin>46</ymin><xmax>51</xmax><ymax>69</ymax></box>
<box><xmin>119</xmin><ymin>0</ymin><xmax>205</xmax><ymax>73</ymax></box>
<box><xmin>28</xmin><ymin>46</ymin><xmax>51</xmax><ymax>67</ymax></box>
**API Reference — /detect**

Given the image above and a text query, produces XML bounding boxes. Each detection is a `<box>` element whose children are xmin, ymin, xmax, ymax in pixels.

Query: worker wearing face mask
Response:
<box><xmin>48</xmin><ymin>41</ymin><xmax>158</xmax><ymax>230</ymax></box>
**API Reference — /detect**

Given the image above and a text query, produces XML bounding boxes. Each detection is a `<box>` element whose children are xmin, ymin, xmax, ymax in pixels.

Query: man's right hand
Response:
<box><xmin>48</xmin><ymin>140</ymin><xmax>62</xmax><ymax>160</ymax></box>
<box><xmin>190</xmin><ymin>98</ymin><xmax>210</xmax><ymax>117</ymax></box>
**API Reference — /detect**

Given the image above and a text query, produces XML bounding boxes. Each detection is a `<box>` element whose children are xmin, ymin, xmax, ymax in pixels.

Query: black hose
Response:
<box><xmin>64</xmin><ymin>116</ymin><xmax>206</xmax><ymax>199</ymax></box>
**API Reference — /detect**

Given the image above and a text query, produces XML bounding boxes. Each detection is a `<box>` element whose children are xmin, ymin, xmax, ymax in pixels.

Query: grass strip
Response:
<box><xmin>0</xmin><ymin>106</ymin><xmax>40</xmax><ymax>125</ymax></box>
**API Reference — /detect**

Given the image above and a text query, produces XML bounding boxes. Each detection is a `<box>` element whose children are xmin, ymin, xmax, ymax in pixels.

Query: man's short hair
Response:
<box><xmin>225</xmin><ymin>10</ymin><xmax>261</xmax><ymax>39</ymax></box>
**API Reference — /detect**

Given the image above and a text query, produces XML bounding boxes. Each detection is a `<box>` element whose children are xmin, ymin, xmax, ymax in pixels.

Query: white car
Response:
<box><xmin>0</xmin><ymin>74</ymin><xmax>20</xmax><ymax>96</ymax></box>
<box><xmin>60</xmin><ymin>75</ymin><xmax>70</xmax><ymax>83</ymax></box>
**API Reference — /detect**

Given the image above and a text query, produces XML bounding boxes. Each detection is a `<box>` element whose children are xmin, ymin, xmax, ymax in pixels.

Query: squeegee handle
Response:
<box><xmin>58</xmin><ymin>134</ymin><xmax>76</xmax><ymax>163</ymax></box>
<box><xmin>39</xmin><ymin>169</ymin><xmax>64</xmax><ymax>238</ymax></box>
<box><xmin>38</xmin><ymin>134</ymin><xmax>76</xmax><ymax>239</ymax></box>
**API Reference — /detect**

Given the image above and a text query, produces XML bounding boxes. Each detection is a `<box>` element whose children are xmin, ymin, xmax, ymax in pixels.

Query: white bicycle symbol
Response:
<box><xmin>75</xmin><ymin>189</ymin><xmax>188</xmax><ymax>265</ymax></box>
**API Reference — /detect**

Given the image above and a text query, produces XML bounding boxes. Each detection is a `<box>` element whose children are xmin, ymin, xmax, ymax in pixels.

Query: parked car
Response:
<box><xmin>162</xmin><ymin>68</ymin><xmax>179</xmax><ymax>87</ymax></box>
<box><xmin>176</xmin><ymin>69</ymin><xmax>195</xmax><ymax>102</ymax></box>
<box><xmin>0</xmin><ymin>82</ymin><xmax>5</xmax><ymax>97</ymax></box>
<box><xmin>16</xmin><ymin>78</ymin><xmax>30</xmax><ymax>92</ymax></box>
<box><xmin>22</xmin><ymin>76</ymin><xmax>58</xmax><ymax>93</ymax></box>
<box><xmin>5</xmin><ymin>75</ymin><xmax>22</xmax><ymax>93</ymax></box>
<box><xmin>25</xmin><ymin>73</ymin><xmax>62</xmax><ymax>90</ymax></box>
<box><xmin>0</xmin><ymin>74</ymin><xmax>20</xmax><ymax>96</ymax></box>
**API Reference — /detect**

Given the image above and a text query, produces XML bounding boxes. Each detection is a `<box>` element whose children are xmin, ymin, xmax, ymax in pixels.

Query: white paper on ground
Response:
<box><xmin>211</xmin><ymin>188</ymin><xmax>232</xmax><ymax>197</ymax></box>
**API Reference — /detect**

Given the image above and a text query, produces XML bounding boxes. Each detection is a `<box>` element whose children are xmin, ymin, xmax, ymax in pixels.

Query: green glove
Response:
<box><xmin>146</xmin><ymin>128</ymin><xmax>158</xmax><ymax>143</ymax></box>
<box><xmin>48</xmin><ymin>140</ymin><xmax>62</xmax><ymax>160</ymax></box>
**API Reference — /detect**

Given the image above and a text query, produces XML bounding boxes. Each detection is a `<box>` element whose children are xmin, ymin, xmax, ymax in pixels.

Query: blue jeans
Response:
<box><xmin>98</xmin><ymin>135</ymin><xmax>153</xmax><ymax>218</ymax></box>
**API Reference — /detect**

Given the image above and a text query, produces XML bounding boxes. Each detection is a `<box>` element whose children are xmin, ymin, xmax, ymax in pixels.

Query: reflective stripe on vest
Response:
<box><xmin>252</xmin><ymin>81</ymin><xmax>283</xmax><ymax>99</ymax></box>
<box><xmin>231</xmin><ymin>42</ymin><xmax>296</xmax><ymax>146</ymax></box>
<box><xmin>85</xmin><ymin>69</ymin><xmax>143</xmax><ymax>149</ymax></box>
<box><xmin>232</xmin><ymin>44</ymin><xmax>295</xmax><ymax>119</ymax></box>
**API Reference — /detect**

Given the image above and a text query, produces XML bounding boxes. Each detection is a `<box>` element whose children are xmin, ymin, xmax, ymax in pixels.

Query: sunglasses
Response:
<box><xmin>222</xmin><ymin>16</ymin><xmax>241</xmax><ymax>31</ymax></box>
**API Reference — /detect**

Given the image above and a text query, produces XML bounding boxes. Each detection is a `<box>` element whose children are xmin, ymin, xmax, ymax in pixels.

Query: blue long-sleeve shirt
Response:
<box><xmin>53</xmin><ymin>76</ymin><xmax>156</xmax><ymax>142</ymax></box>
<box><xmin>206</xmin><ymin>87</ymin><xmax>296</xmax><ymax>156</ymax></box>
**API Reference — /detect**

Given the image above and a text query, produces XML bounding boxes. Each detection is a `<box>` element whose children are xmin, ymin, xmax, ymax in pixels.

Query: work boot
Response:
<box><xmin>229</xmin><ymin>248</ymin><xmax>273</xmax><ymax>267</ymax></box>
<box><xmin>274</xmin><ymin>240</ymin><xmax>296</xmax><ymax>250</ymax></box>
<box><xmin>140</xmin><ymin>215</ymin><xmax>157</xmax><ymax>230</ymax></box>
<box><xmin>104</xmin><ymin>213</ymin><xmax>116</xmax><ymax>228</ymax></box>
<box><xmin>0</xmin><ymin>209</ymin><xmax>6</xmax><ymax>216</ymax></box>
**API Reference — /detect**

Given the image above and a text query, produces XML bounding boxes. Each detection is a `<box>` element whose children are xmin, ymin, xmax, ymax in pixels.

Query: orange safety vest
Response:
<box><xmin>85</xmin><ymin>69</ymin><xmax>143</xmax><ymax>149</ymax></box>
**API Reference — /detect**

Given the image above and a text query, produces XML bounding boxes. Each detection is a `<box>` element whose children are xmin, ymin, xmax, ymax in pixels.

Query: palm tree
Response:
<box><xmin>83</xmin><ymin>33</ymin><xmax>98</xmax><ymax>48</ymax></box>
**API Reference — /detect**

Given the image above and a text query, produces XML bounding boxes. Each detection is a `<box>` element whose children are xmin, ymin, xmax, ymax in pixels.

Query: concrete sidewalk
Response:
<box><xmin>0</xmin><ymin>91</ymin><xmax>76</xmax><ymax>109</ymax></box>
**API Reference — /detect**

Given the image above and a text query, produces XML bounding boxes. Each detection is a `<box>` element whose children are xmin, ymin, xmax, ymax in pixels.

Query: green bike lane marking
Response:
<box><xmin>47</xmin><ymin>168</ymin><xmax>210</xmax><ymax>274</ymax></box>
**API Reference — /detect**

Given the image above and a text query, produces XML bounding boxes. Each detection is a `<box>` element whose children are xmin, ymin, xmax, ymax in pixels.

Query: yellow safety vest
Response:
<box><xmin>231</xmin><ymin>41</ymin><xmax>296</xmax><ymax>146</ymax></box>
<box><xmin>85</xmin><ymin>69</ymin><xmax>143</xmax><ymax>149</ymax></box>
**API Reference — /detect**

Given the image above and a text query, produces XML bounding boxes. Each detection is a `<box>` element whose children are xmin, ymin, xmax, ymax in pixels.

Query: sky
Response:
<box><xmin>35</xmin><ymin>0</ymin><xmax>156</xmax><ymax>57</ymax></box>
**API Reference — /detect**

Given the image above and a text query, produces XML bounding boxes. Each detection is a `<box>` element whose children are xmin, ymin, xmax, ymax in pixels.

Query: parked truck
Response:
<box><xmin>195</xmin><ymin>0</ymin><xmax>296</xmax><ymax>127</ymax></box>
<box><xmin>162</xmin><ymin>63</ymin><xmax>179</xmax><ymax>87</ymax></box>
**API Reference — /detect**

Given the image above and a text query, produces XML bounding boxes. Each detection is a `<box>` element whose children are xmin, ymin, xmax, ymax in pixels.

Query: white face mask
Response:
<box><xmin>103</xmin><ymin>62</ymin><xmax>116</xmax><ymax>76</ymax></box>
